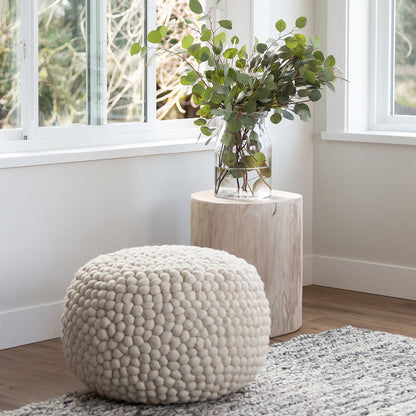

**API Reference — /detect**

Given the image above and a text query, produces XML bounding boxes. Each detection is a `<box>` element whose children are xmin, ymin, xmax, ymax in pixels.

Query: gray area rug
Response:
<box><xmin>2</xmin><ymin>326</ymin><xmax>416</xmax><ymax>415</ymax></box>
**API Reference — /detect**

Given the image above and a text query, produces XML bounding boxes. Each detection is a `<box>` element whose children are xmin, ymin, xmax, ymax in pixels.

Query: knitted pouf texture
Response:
<box><xmin>62</xmin><ymin>245</ymin><xmax>271</xmax><ymax>405</ymax></box>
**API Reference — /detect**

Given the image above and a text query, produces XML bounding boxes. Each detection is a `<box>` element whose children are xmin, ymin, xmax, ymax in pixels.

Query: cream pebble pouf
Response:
<box><xmin>62</xmin><ymin>245</ymin><xmax>271</xmax><ymax>404</ymax></box>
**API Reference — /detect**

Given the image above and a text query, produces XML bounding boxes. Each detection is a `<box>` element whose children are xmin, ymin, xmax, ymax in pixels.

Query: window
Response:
<box><xmin>371</xmin><ymin>0</ymin><xmax>416</xmax><ymax>131</ymax></box>
<box><xmin>0</xmin><ymin>0</ymin><xmax>210</xmax><ymax>147</ymax></box>
<box><xmin>323</xmin><ymin>0</ymin><xmax>416</xmax><ymax>143</ymax></box>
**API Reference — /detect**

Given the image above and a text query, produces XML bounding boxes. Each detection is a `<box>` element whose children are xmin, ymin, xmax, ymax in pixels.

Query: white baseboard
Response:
<box><xmin>314</xmin><ymin>255</ymin><xmax>416</xmax><ymax>300</ymax></box>
<box><xmin>3</xmin><ymin>254</ymin><xmax>413</xmax><ymax>350</ymax></box>
<box><xmin>303</xmin><ymin>255</ymin><xmax>313</xmax><ymax>286</ymax></box>
<box><xmin>0</xmin><ymin>302</ymin><xmax>63</xmax><ymax>350</ymax></box>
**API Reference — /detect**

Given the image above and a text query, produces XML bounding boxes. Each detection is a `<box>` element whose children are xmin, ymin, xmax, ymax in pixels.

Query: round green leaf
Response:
<box><xmin>219</xmin><ymin>19</ymin><xmax>232</xmax><ymax>30</ymax></box>
<box><xmin>147</xmin><ymin>30</ymin><xmax>162</xmax><ymax>44</ymax></box>
<box><xmin>231</xmin><ymin>35</ymin><xmax>239</xmax><ymax>45</ymax></box>
<box><xmin>200</xmin><ymin>126</ymin><xmax>212</xmax><ymax>136</ymax></box>
<box><xmin>285</xmin><ymin>37</ymin><xmax>298</xmax><ymax>49</ymax></box>
<box><xmin>200</xmin><ymin>29</ymin><xmax>211</xmax><ymax>41</ymax></box>
<box><xmin>194</xmin><ymin>118</ymin><xmax>206</xmax><ymax>126</ymax></box>
<box><xmin>189</xmin><ymin>0</ymin><xmax>203</xmax><ymax>14</ymax></box>
<box><xmin>304</xmin><ymin>70</ymin><xmax>316</xmax><ymax>84</ymax></box>
<box><xmin>223</xmin><ymin>48</ymin><xmax>238</xmax><ymax>59</ymax></box>
<box><xmin>294</xmin><ymin>34</ymin><xmax>306</xmax><ymax>46</ymax></box>
<box><xmin>130</xmin><ymin>42</ymin><xmax>141</xmax><ymax>55</ymax></box>
<box><xmin>309</xmin><ymin>89</ymin><xmax>321</xmax><ymax>101</ymax></box>
<box><xmin>228</xmin><ymin>119</ymin><xmax>242</xmax><ymax>133</ymax></box>
<box><xmin>245</xmin><ymin>101</ymin><xmax>256</xmax><ymax>114</ymax></box>
<box><xmin>214</xmin><ymin>32</ymin><xmax>226</xmax><ymax>46</ymax></box>
<box><xmin>275</xmin><ymin>19</ymin><xmax>286</xmax><ymax>32</ymax></box>
<box><xmin>282</xmin><ymin>110</ymin><xmax>294</xmax><ymax>120</ymax></box>
<box><xmin>296</xmin><ymin>16</ymin><xmax>307</xmax><ymax>28</ymax></box>
<box><xmin>324</xmin><ymin>55</ymin><xmax>336</xmax><ymax>67</ymax></box>
<box><xmin>157</xmin><ymin>25</ymin><xmax>167</xmax><ymax>37</ymax></box>
<box><xmin>256</xmin><ymin>43</ymin><xmax>267</xmax><ymax>53</ymax></box>
<box><xmin>270</xmin><ymin>112</ymin><xmax>282</xmax><ymax>124</ymax></box>
<box><xmin>313</xmin><ymin>50</ymin><xmax>325</xmax><ymax>62</ymax></box>
<box><xmin>182</xmin><ymin>35</ymin><xmax>194</xmax><ymax>49</ymax></box>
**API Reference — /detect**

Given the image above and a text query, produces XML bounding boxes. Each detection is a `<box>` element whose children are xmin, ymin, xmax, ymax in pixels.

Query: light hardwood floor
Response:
<box><xmin>1</xmin><ymin>285</ymin><xmax>416</xmax><ymax>411</ymax></box>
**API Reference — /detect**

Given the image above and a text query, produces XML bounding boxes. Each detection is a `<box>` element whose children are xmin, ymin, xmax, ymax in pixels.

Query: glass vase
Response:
<box><xmin>214</xmin><ymin>112</ymin><xmax>272</xmax><ymax>199</ymax></box>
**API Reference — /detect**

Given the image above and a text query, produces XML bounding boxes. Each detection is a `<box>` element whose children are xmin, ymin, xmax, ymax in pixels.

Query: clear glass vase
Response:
<box><xmin>214</xmin><ymin>112</ymin><xmax>272</xmax><ymax>199</ymax></box>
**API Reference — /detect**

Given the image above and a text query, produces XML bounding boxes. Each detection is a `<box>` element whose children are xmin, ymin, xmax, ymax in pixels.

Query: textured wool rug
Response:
<box><xmin>2</xmin><ymin>326</ymin><xmax>416</xmax><ymax>416</ymax></box>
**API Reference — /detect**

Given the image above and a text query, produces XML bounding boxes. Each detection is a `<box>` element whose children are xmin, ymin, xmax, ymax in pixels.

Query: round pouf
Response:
<box><xmin>62</xmin><ymin>245</ymin><xmax>271</xmax><ymax>404</ymax></box>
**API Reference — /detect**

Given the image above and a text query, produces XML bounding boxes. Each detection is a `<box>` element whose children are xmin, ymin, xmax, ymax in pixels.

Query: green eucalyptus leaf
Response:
<box><xmin>197</xmin><ymin>104</ymin><xmax>212</xmax><ymax>118</ymax></box>
<box><xmin>198</xmin><ymin>46</ymin><xmax>210</xmax><ymax>62</ymax></box>
<box><xmin>200</xmin><ymin>29</ymin><xmax>211</xmax><ymax>41</ymax></box>
<box><xmin>256</xmin><ymin>43</ymin><xmax>268</xmax><ymax>53</ymax></box>
<box><xmin>147</xmin><ymin>30</ymin><xmax>162</xmax><ymax>44</ymax></box>
<box><xmin>313</xmin><ymin>50</ymin><xmax>325</xmax><ymax>62</ymax></box>
<box><xmin>221</xmin><ymin>132</ymin><xmax>236</xmax><ymax>147</ymax></box>
<box><xmin>298</xmin><ymin>89</ymin><xmax>310</xmax><ymax>97</ymax></box>
<box><xmin>309</xmin><ymin>89</ymin><xmax>321</xmax><ymax>101</ymax></box>
<box><xmin>182</xmin><ymin>35</ymin><xmax>194</xmax><ymax>49</ymax></box>
<box><xmin>304</xmin><ymin>70</ymin><xmax>316</xmax><ymax>84</ymax></box>
<box><xmin>214</xmin><ymin>32</ymin><xmax>226</xmax><ymax>46</ymax></box>
<box><xmin>223</xmin><ymin>48</ymin><xmax>238</xmax><ymax>59</ymax></box>
<box><xmin>294</xmin><ymin>103</ymin><xmax>311</xmax><ymax>122</ymax></box>
<box><xmin>294</xmin><ymin>34</ymin><xmax>306</xmax><ymax>46</ymax></box>
<box><xmin>180</xmin><ymin>71</ymin><xmax>199</xmax><ymax>85</ymax></box>
<box><xmin>192</xmin><ymin>83</ymin><xmax>205</xmax><ymax>96</ymax></box>
<box><xmin>222</xmin><ymin>151</ymin><xmax>237</xmax><ymax>166</ymax></box>
<box><xmin>189</xmin><ymin>0</ymin><xmax>203</xmax><ymax>14</ymax></box>
<box><xmin>285</xmin><ymin>37</ymin><xmax>298</xmax><ymax>49</ymax></box>
<box><xmin>236</xmin><ymin>58</ymin><xmax>246</xmax><ymax>69</ymax></box>
<box><xmin>237</xmin><ymin>73</ymin><xmax>251</xmax><ymax>85</ymax></box>
<box><xmin>296</xmin><ymin>16</ymin><xmax>307</xmax><ymax>28</ymax></box>
<box><xmin>194</xmin><ymin>118</ymin><xmax>206</xmax><ymax>126</ymax></box>
<box><xmin>130</xmin><ymin>42</ymin><xmax>141</xmax><ymax>55</ymax></box>
<box><xmin>324</xmin><ymin>81</ymin><xmax>336</xmax><ymax>93</ymax></box>
<box><xmin>228</xmin><ymin>119</ymin><xmax>243</xmax><ymax>133</ymax></box>
<box><xmin>255</xmin><ymin>152</ymin><xmax>266</xmax><ymax>165</ymax></box>
<box><xmin>282</xmin><ymin>109</ymin><xmax>294</xmax><ymax>120</ymax></box>
<box><xmin>245</xmin><ymin>101</ymin><xmax>256</xmax><ymax>114</ymax></box>
<box><xmin>240</xmin><ymin>115</ymin><xmax>256</xmax><ymax>128</ymax></box>
<box><xmin>219</xmin><ymin>19</ymin><xmax>232</xmax><ymax>29</ymax></box>
<box><xmin>324</xmin><ymin>55</ymin><xmax>336</xmax><ymax>67</ymax></box>
<box><xmin>275</xmin><ymin>19</ymin><xmax>286</xmax><ymax>32</ymax></box>
<box><xmin>270</xmin><ymin>112</ymin><xmax>282</xmax><ymax>124</ymax></box>
<box><xmin>200</xmin><ymin>126</ymin><xmax>212</xmax><ymax>136</ymax></box>
<box><xmin>184</xmin><ymin>17</ymin><xmax>197</xmax><ymax>25</ymax></box>
<box><xmin>157</xmin><ymin>25</ymin><xmax>167</xmax><ymax>37</ymax></box>
<box><xmin>213</xmin><ymin>40</ymin><xmax>223</xmax><ymax>55</ymax></box>
<box><xmin>211</xmin><ymin>108</ymin><xmax>225</xmax><ymax>116</ymax></box>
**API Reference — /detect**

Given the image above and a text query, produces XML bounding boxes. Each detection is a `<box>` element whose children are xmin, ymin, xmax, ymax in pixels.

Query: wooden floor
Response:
<box><xmin>1</xmin><ymin>285</ymin><xmax>416</xmax><ymax>411</ymax></box>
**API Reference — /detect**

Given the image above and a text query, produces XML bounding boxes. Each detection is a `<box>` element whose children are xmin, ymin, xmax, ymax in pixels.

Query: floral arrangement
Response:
<box><xmin>131</xmin><ymin>0</ymin><xmax>340</xmax><ymax>197</ymax></box>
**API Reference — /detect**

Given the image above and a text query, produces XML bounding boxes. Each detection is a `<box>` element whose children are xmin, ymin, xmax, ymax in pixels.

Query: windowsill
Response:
<box><xmin>321</xmin><ymin>130</ymin><xmax>416</xmax><ymax>146</ymax></box>
<box><xmin>0</xmin><ymin>137</ymin><xmax>214</xmax><ymax>169</ymax></box>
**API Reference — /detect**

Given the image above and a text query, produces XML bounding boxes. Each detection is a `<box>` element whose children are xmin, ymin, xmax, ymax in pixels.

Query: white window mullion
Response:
<box><xmin>146</xmin><ymin>0</ymin><xmax>157</xmax><ymax>126</ymax></box>
<box><xmin>20</xmin><ymin>0</ymin><xmax>39</xmax><ymax>140</ymax></box>
<box><xmin>86</xmin><ymin>0</ymin><xmax>107</xmax><ymax>126</ymax></box>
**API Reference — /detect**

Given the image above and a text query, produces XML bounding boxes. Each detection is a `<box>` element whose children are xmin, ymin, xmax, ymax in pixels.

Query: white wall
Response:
<box><xmin>0</xmin><ymin>0</ymin><xmax>317</xmax><ymax>350</ymax></box>
<box><xmin>313</xmin><ymin>0</ymin><xmax>416</xmax><ymax>299</ymax></box>
<box><xmin>255</xmin><ymin>0</ymin><xmax>316</xmax><ymax>281</ymax></box>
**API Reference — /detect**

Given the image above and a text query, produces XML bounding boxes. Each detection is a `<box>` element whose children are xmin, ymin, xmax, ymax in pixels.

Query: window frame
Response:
<box><xmin>322</xmin><ymin>0</ymin><xmax>416</xmax><ymax>145</ymax></box>
<box><xmin>0</xmin><ymin>0</ymin><xmax>231</xmax><ymax>148</ymax></box>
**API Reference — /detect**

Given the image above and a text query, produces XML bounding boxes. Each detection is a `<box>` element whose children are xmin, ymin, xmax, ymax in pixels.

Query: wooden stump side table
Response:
<box><xmin>190</xmin><ymin>189</ymin><xmax>303</xmax><ymax>337</ymax></box>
